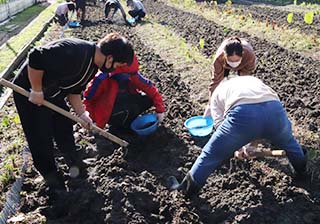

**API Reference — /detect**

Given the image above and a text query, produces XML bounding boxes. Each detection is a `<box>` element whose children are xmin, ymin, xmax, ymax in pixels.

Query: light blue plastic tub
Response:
<box><xmin>184</xmin><ymin>116</ymin><xmax>214</xmax><ymax>137</ymax></box>
<box><xmin>69</xmin><ymin>21</ymin><xmax>80</xmax><ymax>28</ymax></box>
<box><xmin>131</xmin><ymin>113</ymin><xmax>159</xmax><ymax>136</ymax></box>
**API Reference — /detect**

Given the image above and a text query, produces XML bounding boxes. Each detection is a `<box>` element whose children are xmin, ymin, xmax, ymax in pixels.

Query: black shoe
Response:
<box><xmin>168</xmin><ymin>172</ymin><xmax>201</xmax><ymax>198</ymax></box>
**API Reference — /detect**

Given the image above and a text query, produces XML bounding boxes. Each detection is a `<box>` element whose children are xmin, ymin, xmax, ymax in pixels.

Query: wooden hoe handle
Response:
<box><xmin>234</xmin><ymin>149</ymin><xmax>286</xmax><ymax>159</ymax></box>
<box><xmin>248</xmin><ymin>150</ymin><xmax>286</xmax><ymax>158</ymax></box>
<box><xmin>0</xmin><ymin>78</ymin><xmax>129</xmax><ymax>147</ymax></box>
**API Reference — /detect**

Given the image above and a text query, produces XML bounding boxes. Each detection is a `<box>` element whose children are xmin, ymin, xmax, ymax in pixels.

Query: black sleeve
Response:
<box><xmin>69</xmin><ymin>86</ymin><xmax>85</xmax><ymax>95</ymax></box>
<box><xmin>28</xmin><ymin>48</ymin><xmax>46</xmax><ymax>70</ymax></box>
<box><xmin>28</xmin><ymin>46</ymin><xmax>60</xmax><ymax>71</ymax></box>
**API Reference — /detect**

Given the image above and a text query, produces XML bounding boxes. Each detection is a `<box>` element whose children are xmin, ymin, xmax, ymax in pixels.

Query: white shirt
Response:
<box><xmin>210</xmin><ymin>76</ymin><xmax>280</xmax><ymax>128</ymax></box>
<box><xmin>55</xmin><ymin>3</ymin><xmax>70</xmax><ymax>16</ymax></box>
<box><xmin>131</xmin><ymin>0</ymin><xmax>146</xmax><ymax>13</ymax></box>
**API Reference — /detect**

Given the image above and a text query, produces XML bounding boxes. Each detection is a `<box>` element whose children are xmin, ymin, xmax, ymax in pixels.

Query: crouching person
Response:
<box><xmin>54</xmin><ymin>2</ymin><xmax>76</xmax><ymax>26</ymax></box>
<box><xmin>170</xmin><ymin>76</ymin><xmax>306</xmax><ymax>197</ymax></box>
<box><xmin>54</xmin><ymin>2</ymin><xmax>76</xmax><ymax>38</ymax></box>
<box><xmin>104</xmin><ymin>0</ymin><xmax>130</xmax><ymax>25</ymax></box>
<box><xmin>127</xmin><ymin>0</ymin><xmax>146</xmax><ymax>22</ymax></box>
<box><xmin>83</xmin><ymin>54</ymin><xmax>165</xmax><ymax>138</ymax></box>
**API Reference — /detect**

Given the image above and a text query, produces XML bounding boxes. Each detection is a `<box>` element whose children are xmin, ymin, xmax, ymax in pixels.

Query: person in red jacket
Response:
<box><xmin>83</xmin><ymin>54</ymin><xmax>165</xmax><ymax>136</ymax></box>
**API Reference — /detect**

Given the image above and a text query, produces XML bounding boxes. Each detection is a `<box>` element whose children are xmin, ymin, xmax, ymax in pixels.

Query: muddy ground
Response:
<box><xmin>2</xmin><ymin>1</ymin><xmax>320</xmax><ymax>223</ymax></box>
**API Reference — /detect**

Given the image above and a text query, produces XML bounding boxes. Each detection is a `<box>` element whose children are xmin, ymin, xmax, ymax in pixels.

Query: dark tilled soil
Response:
<box><xmin>10</xmin><ymin>2</ymin><xmax>320</xmax><ymax>224</ymax></box>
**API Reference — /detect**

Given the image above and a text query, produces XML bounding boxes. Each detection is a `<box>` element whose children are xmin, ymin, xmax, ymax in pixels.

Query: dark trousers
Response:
<box><xmin>108</xmin><ymin>93</ymin><xmax>153</xmax><ymax>130</ymax></box>
<box><xmin>76</xmin><ymin>2</ymin><xmax>86</xmax><ymax>21</ymax></box>
<box><xmin>13</xmin><ymin>71</ymin><xmax>77</xmax><ymax>178</ymax></box>
<box><xmin>128</xmin><ymin>9</ymin><xmax>145</xmax><ymax>20</ymax></box>
<box><xmin>104</xmin><ymin>3</ymin><xmax>118</xmax><ymax>18</ymax></box>
<box><xmin>54</xmin><ymin>14</ymin><xmax>68</xmax><ymax>26</ymax></box>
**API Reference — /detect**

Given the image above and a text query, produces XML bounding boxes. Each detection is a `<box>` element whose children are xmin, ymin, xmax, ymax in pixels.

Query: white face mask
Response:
<box><xmin>227</xmin><ymin>60</ymin><xmax>241</xmax><ymax>68</ymax></box>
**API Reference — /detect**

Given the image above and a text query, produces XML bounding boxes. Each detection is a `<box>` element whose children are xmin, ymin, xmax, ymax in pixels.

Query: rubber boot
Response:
<box><xmin>169</xmin><ymin>172</ymin><xmax>201</xmax><ymax>198</ymax></box>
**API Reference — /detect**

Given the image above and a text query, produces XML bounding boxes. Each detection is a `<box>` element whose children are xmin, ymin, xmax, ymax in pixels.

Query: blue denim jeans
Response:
<box><xmin>190</xmin><ymin>101</ymin><xmax>306</xmax><ymax>186</ymax></box>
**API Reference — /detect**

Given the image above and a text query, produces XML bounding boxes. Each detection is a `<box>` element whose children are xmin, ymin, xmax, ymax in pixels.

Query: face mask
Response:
<box><xmin>227</xmin><ymin>60</ymin><xmax>241</xmax><ymax>68</ymax></box>
<box><xmin>100</xmin><ymin>58</ymin><xmax>115</xmax><ymax>73</ymax></box>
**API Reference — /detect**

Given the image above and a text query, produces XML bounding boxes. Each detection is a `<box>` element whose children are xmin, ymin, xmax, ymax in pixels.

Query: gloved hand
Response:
<box><xmin>79</xmin><ymin>111</ymin><xmax>93</xmax><ymax>130</ymax></box>
<box><xmin>203</xmin><ymin>104</ymin><xmax>211</xmax><ymax>117</ymax></box>
<box><xmin>234</xmin><ymin>143</ymin><xmax>256</xmax><ymax>160</ymax></box>
<box><xmin>157</xmin><ymin>112</ymin><xmax>165</xmax><ymax>123</ymax></box>
<box><xmin>28</xmin><ymin>89</ymin><xmax>44</xmax><ymax>106</ymax></box>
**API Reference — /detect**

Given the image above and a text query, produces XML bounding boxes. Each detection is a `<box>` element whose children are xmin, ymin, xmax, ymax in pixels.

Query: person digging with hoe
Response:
<box><xmin>169</xmin><ymin>76</ymin><xmax>307</xmax><ymax>198</ymax></box>
<box><xmin>13</xmin><ymin>32</ymin><xmax>134</xmax><ymax>195</ymax></box>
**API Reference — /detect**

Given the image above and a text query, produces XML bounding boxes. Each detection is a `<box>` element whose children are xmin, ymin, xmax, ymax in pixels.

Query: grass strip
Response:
<box><xmin>0</xmin><ymin>2</ymin><xmax>58</xmax><ymax>73</ymax></box>
<box><xmin>0</xmin><ymin>4</ymin><xmax>45</xmax><ymax>33</ymax></box>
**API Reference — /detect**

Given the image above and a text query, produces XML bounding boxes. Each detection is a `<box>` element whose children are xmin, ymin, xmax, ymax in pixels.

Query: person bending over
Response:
<box><xmin>13</xmin><ymin>33</ymin><xmax>134</xmax><ymax>193</ymax></box>
<box><xmin>170</xmin><ymin>76</ymin><xmax>306</xmax><ymax>197</ymax></box>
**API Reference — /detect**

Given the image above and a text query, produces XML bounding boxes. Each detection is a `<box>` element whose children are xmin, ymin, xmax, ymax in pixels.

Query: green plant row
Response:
<box><xmin>287</xmin><ymin>8</ymin><xmax>320</xmax><ymax>24</ymax></box>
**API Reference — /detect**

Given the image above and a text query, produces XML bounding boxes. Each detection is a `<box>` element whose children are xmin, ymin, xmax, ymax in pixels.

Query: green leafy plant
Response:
<box><xmin>287</xmin><ymin>13</ymin><xmax>294</xmax><ymax>24</ymax></box>
<box><xmin>226</xmin><ymin>0</ymin><xmax>232</xmax><ymax>7</ymax></box>
<box><xmin>0</xmin><ymin>162</ymin><xmax>15</xmax><ymax>188</ymax></box>
<box><xmin>1</xmin><ymin>115</ymin><xmax>10</xmax><ymax>127</ymax></box>
<box><xmin>304</xmin><ymin>11</ymin><xmax>314</xmax><ymax>24</ymax></box>
<box><xmin>13</xmin><ymin>114</ymin><xmax>20</xmax><ymax>124</ymax></box>
<box><xmin>199</xmin><ymin>38</ymin><xmax>205</xmax><ymax>49</ymax></box>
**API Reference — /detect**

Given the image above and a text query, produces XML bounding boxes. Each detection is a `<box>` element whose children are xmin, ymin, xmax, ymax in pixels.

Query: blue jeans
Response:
<box><xmin>190</xmin><ymin>101</ymin><xmax>306</xmax><ymax>186</ymax></box>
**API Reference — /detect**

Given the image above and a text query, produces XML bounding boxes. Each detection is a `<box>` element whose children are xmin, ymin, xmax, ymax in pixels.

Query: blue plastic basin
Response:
<box><xmin>131</xmin><ymin>113</ymin><xmax>159</xmax><ymax>136</ymax></box>
<box><xmin>184</xmin><ymin>116</ymin><xmax>214</xmax><ymax>137</ymax></box>
<box><xmin>127</xmin><ymin>18</ymin><xmax>136</xmax><ymax>24</ymax></box>
<box><xmin>69</xmin><ymin>21</ymin><xmax>80</xmax><ymax>28</ymax></box>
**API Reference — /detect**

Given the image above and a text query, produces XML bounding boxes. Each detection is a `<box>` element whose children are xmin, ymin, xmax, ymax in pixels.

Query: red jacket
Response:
<box><xmin>83</xmin><ymin>56</ymin><xmax>165</xmax><ymax>128</ymax></box>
